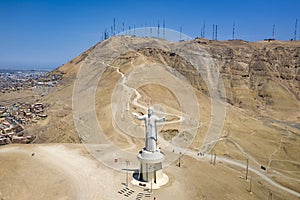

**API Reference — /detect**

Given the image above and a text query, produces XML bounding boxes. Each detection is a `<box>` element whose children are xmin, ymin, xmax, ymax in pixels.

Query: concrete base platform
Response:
<box><xmin>131</xmin><ymin>173</ymin><xmax>169</xmax><ymax>189</ymax></box>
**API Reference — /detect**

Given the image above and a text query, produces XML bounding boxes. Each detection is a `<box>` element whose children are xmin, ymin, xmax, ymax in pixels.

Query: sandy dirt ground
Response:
<box><xmin>0</xmin><ymin>144</ymin><xmax>298</xmax><ymax>200</ymax></box>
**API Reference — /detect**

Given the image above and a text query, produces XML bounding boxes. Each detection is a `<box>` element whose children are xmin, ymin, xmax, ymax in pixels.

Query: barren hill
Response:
<box><xmin>4</xmin><ymin>36</ymin><xmax>299</xmax><ymax>200</ymax></box>
<box><xmin>29</xmin><ymin>37</ymin><xmax>299</xmax><ymax>144</ymax></box>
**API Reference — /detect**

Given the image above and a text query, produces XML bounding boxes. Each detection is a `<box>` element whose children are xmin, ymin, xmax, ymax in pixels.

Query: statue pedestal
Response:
<box><xmin>136</xmin><ymin>148</ymin><xmax>167</xmax><ymax>184</ymax></box>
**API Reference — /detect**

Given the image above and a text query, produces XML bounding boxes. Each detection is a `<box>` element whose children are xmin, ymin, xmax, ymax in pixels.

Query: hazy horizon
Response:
<box><xmin>0</xmin><ymin>65</ymin><xmax>56</xmax><ymax>71</ymax></box>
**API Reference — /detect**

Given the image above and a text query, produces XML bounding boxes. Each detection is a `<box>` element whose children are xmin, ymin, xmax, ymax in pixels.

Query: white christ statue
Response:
<box><xmin>133</xmin><ymin>107</ymin><xmax>165</xmax><ymax>152</ymax></box>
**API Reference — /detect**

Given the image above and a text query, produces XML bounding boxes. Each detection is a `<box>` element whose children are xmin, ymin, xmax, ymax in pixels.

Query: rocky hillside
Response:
<box><xmin>29</xmin><ymin>37</ymin><xmax>299</xmax><ymax>143</ymax></box>
<box><xmin>197</xmin><ymin>39</ymin><xmax>300</xmax><ymax>122</ymax></box>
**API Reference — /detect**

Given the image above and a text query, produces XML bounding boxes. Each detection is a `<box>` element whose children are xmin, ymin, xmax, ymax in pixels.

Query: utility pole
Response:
<box><xmin>248</xmin><ymin>176</ymin><xmax>252</xmax><ymax>193</ymax></box>
<box><xmin>213</xmin><ymin>152</ymin><xmax>216</xmax><ymax>165</ymax></box>
<box><xmin>126</xmin><ymin>160</ymin><xmax>129</xmax><ymax>187</ymax></box>
<box><xmin>246</xmin><ymin>159</ymin><xmax>249</xmax><ymax>180</ymax></box>
<box><xmin>272</xmin><ymin>24</ymin><xmax>275</xmax><ymax>39</ymax></box>
<box><xmin>178</xmin><ymin>152</ymin><xmax>182</xmax><ymax>167</ymax></box>
<box><xmin>268</xmin><ymin>189</ymin><xmax>273</xmax><ymax>200</ymax></box>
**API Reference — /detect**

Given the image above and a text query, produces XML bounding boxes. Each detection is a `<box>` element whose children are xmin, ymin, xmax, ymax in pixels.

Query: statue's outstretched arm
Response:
<box><xmin>132</xmin><ymin>112</ymin><xmax>147</xmax><ymax>120</ymax></box>
<box><xmin>156</xmin><ymin>116</ymin><xmax>166</xmax><ymax>123</ymax></box>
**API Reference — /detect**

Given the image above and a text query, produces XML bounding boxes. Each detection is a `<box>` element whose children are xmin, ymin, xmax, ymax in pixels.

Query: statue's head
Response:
<box><xmin>148</xmin><ymin>107</ymin><xmax>154</xmax><ymax>116</ymax></box>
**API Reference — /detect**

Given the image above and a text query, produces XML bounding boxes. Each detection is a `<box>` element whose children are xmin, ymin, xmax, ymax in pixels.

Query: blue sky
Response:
<box><xmin>0</xmin><ymin>0</ymin><xmax>299</xmax><ymax>69</ymax></box>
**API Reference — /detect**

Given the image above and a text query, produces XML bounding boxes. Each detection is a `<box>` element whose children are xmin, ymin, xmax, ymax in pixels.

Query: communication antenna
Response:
<box><xmin>203</xmin><ymin>21</ymin><xmax>206</xmax><ymax>38</ymax></box>
<box><xmin>212</xmin><ymin>24</ymin><xmax>215</xmax><ymax>40</ymax></box>
<box><xmin>272</xmin><ymin>24</ymin><xmax>275</xmax><ymax>39</ymax></box>
<box><xmin>232</xmin><ymin>23</ymin><xmax>235</xmax><ymax>40</ymax></box>
<box><xmin>163</xmin><ymin>20</ymin><xmax>165</xmax><ymax>39</ymax></box>
<box><xmin>122</xmin><ymin>22</ymin><xmax>124</xmax><ymax>32</ymax></box>
<box><xmin>134</xmin><ymin>25</ymin><xmax>136</xmax><ymax>35</ymax></box>
<box><xmin>215</xmin><ymin>25</ymin><xmax>218</xmax><ymax>40</ymax></box>
<box><xmin>129</xmin><ymin>26</ymin><xmax>131</xmax><ymax>35</ymax></box>
<box><xmin>158</xmin><ymin>20</ymin><xmax>160</xmax><ymax>38</ymax></box>
<box><xmin>104</xmin><ymin>28</ymin><xmax>108</xmax><ymax>39</ymax></box>
<box><xmin>200</xmin><ymin>27</ymin><xmax>203</xmax><ymax>38</ymax></box>
<box><xmin>294</xmin><ymin>19</ymin><xmax>298</xmax><ymax>41</ymax></box>
<box><xmin>145</xmin><ymin>22</ymin><xmax>147</xmax><ymax>37</ymax></box>
<box><xmin>113</xmin><ymin>18</ymin><xmax>116</xmax><ymax>35</ymax></box>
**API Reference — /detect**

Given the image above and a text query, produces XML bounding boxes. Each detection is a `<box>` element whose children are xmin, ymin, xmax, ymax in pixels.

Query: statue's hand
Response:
<box><xmin>132</xmin><ymin>112</ymin><xmax>139</xmax><ymax>119</ymax></box>
<box><xmin>156</xmin><ymin>116</ymin><xmax>166</xmax><ymax>123</ymax></box>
